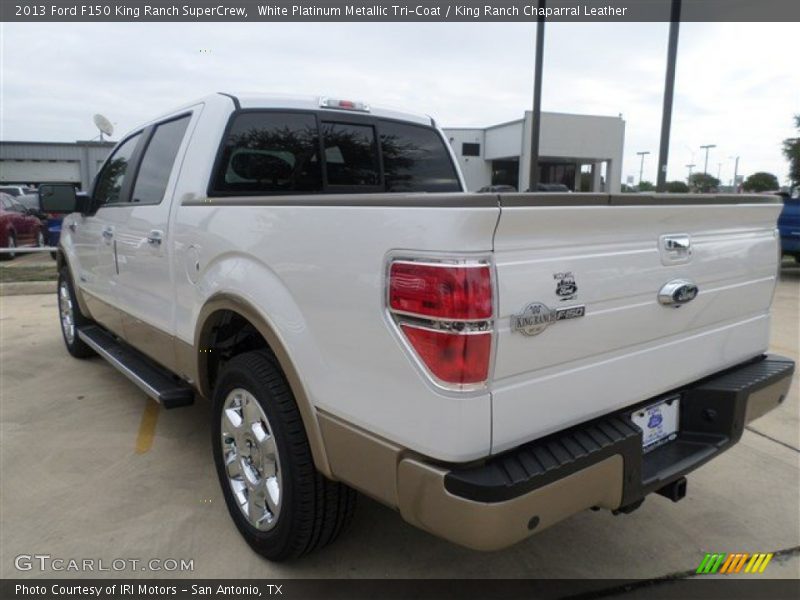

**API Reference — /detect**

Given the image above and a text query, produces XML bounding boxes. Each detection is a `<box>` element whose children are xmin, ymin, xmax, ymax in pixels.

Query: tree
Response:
<box><xmin>688</xmin><ymin>172</ymin><xmax>720</xmax><ymax>193</ymax></box>
<box><xmin>637</xmin><ymin>180</ymin><xmax>655</xmax><ymax>192</ymax></box>
<box><xmin>743</xmin><ymin>172</ymin><xmax>779</xmax><ymax>192</ymax></box>
<box><xmin>783</xmin><ymin>115</ymin><xmax>800</xmax><ymax>188</ymax></box>
<box><xmin>665</xmin><ymin>180</ymin><xmax>689</xmax><ymax>193</ymax></box>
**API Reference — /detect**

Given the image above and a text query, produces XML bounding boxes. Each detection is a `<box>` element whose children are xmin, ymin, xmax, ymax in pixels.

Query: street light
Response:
<box><xmin>700</xmin><ymin>144</ymin><xmax>716</xmax><ymax>175</ymax></box>
<box><xmin>686</xmin><ymin>163</ymin><xmax>696</xmax><ymax>179</ymax></box>
<box><xmin>637</xmin><ymin>151</ymin><xmax>650</xmax><ymax>185</ymax></box>
<box><xmin>730</xmin><ymin>155</ymin><xmax>740</xmax><ymax>192</ymax></box>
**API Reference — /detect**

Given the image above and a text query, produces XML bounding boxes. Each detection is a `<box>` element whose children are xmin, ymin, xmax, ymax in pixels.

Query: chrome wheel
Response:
<box><xmin>221</xmin><ymin>388</ymin><xmax>282</xmax><ymax>531</ymax></box>
<box><xmin>58</xmin><ymin>280</ymin><xmax>75</xmax><ymax>344</ymax></box>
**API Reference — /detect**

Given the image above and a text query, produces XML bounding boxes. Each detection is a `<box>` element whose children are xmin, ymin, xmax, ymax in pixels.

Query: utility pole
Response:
<box><xmin>686</xmin><ymin>163</ymin><xmax>695</xmax><ymax>180</ymax></box>
<box><xmin>656</xmin><ymin>0</ymin><xmax>681</xmax><ymax>192</ymax></box>
<box><xmin>700</xmin><ymin>144</ymin><xmax>716</xmax><ymax>175</ymax></box>
<box><xmin>731</xmin><ymin>156</ymin><xmax>740</xmax><ymax>192</ymax></box>
<box><xmin>529</xmin><ymin>0</ymin><xmax>546</xmax><ymax>192</ymax></box>
<box><xmin>637</xmin><ymin>151</ymin><xmax>650</xmax><ymax>185</ymax></box>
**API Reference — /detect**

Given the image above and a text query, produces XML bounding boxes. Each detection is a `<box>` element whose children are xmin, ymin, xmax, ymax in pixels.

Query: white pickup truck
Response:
<box><xmin>42</xmin><ymin>93</ymin><xmax>794</xmax><ymax>561</ymax></box>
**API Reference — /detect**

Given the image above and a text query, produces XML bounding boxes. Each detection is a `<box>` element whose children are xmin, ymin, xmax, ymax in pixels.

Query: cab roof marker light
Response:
<box><xmin>319</xmin><ymin>97</ymin><xmax>370</xmax><ymax>112</ymax></box>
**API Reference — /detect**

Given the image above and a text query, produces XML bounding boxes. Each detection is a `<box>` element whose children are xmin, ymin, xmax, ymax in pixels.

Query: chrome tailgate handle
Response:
<box><xmin>660</xmin><ymin>233</ymin><xmax>692</xmax><ymax>265</ymax></box>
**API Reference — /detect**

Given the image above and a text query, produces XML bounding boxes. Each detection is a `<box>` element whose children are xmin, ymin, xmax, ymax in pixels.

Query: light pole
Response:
<box><xmin>700</xmin><ymin>144</ymin><xmax>716</xmax><ymax>175</ymax></box>
<box><xmin>686</xmin><ymin>163</ymin><xmax>695</xmax><ymax>180</ymax></box>
<box><xmin>656</xmin><ymin>0</ymin><xmax>681</xmax><ymax>192</ymax></box>
<box><xmin>637</xmin><ymin>151</ymin><xmax>650</xmax><ymax>185</ymax></box>
<box><xmin>528</xmin><ymin>0</ymin><xmax>546</xmax><ymax>192</ymax></box>
<box><xmin>730</xmin><ymin>155</ymin><xmax>740</xmax><ymax>192</ymax></box>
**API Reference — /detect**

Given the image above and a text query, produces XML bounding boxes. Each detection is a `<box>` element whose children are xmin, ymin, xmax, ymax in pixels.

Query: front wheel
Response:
<box><xmin>212</xmin><ymin>350</ymin><xmax>356</xmax><ymax>561</ymax></box>
<box><xmin>57</xmin><ymin>268</ymin><xmax>96</xmax><ymax>358</ymax></box>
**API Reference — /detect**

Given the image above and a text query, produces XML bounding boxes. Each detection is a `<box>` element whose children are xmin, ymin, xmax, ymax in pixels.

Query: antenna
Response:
<box><xmin>93</xmin><ymin>114</ymin><xmax>114</xmax><ymax>141</ymax></box>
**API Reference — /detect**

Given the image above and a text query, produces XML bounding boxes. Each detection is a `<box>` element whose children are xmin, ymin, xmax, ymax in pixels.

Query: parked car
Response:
<box><xmin>0</xmin><ymin>192</ymin><xmax>45</xmax><ymax>259</ymax></box>
<box><xmin>22</xmin><ymin>187</ymin><xmax>71</xmax><ymax>251</ymax></box>
<box><xmin>43</xmin><ymin>94</ymin><xmax>794</xmax><ymax>561</ymax></box>
<box><xmin>0</xmin><ymin>185</ymin><xmax>37</xmax><ymax>198</ymax></box>
<box><xmin>776</xmin><ymin>190</ymin><xmax>800</xmax><ymax>261</ymax></box>
<box><xmin>478</xmin><ymin>184</ymin><xmax>517</xmax><ymax>193</ymax></box>
<box><xmin>525</xmin><ymin>183</ymin><xmax>571</xmax><ymax>192</ymax></box>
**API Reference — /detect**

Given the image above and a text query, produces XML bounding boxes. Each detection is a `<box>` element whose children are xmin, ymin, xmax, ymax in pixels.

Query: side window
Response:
<box><xmin>211</xmin><ymin>112</ymin><xmax>322</xmax><ymax>194</ymax></box>
<box><xmin>131</xmin><ymin>116</ymin><xmax>191</xmax><ymax>205</ymax></box>
<box><xmin>93</xmin><ymin>134</ymin><xmax>141</xmax><ymax>206</ymax></box>
<box><xmin>379</xmin><ymin>121</ymin><xmax>461</xmax><ymax>193</ymax></box>
<box><xmin>321</xmin><ymin>122</ymin><xmax>380</xmax><ymax>188</ymax></box>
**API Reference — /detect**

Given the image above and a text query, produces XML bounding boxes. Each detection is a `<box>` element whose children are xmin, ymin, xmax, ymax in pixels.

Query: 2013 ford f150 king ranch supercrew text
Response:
<box><xmin>41</xmin><ymin>94</ymin><xmax>795</xmax><ymax>561</ymax></box>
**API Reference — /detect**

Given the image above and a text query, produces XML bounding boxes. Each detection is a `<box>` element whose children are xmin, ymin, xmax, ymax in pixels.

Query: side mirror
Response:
<box><xmin>39</xmin><ymin>184</ymin><xmax>90</xmax><ymax>214</ymax></box>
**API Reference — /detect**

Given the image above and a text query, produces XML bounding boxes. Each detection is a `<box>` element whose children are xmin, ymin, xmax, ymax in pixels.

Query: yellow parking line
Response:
<box><xmin>135</xmin><ymin>398</ymin><xmax>160</xmax><ymax>454</ymax></box>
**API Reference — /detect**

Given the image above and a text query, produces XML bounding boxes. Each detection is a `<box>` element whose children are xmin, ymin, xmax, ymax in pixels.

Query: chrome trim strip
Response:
<box><xmin>77</xmin><ymin>329</ymin><xmax>163</xmax><ymax>402</ymax></box>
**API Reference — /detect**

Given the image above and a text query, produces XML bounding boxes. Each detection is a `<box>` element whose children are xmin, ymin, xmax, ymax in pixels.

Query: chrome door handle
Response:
<box><xmin>146</xmin><ymin>230</ymin><xmax>163</xmax><ymax>246</ymax></box>
<box><xmin>102</xmin><ymin>226</ymin><xmax>114</xmax><ymax>240</ymax></box>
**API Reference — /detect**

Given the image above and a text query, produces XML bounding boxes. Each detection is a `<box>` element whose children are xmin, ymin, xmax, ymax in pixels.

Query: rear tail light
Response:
<box><xmin>387</xmin><ymin>258</ymin><xmax>494</xmax><ymax>390</ymax></box>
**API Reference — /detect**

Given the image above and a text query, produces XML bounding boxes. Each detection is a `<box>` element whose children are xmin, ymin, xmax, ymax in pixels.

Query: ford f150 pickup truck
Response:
<box><xmin>41</xmin><ymin>93</ymin><xmax>795</xmax><ymax>561</ymax></box>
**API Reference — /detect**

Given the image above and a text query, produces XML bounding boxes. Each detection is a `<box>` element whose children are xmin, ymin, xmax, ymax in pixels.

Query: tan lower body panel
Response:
<box><xmin>745</xmin><ymin>377</ymin><xmax>793</xmax><ymax>423</ymax></box>
<box><xmin>396</xmin><ymin>455</ymin><xmax>623</xmax><ymax>551</ymax></box>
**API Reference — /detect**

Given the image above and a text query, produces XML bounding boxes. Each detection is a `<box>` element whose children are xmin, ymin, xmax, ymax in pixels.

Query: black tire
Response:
<box><xmin>212</xmin><ymin>350</ymin><xmax>356</xmax><ymax>561</ymax></box>
<box><xmin>1</xmin><ymin>231</ymin><xmax>16</xmax><ymax>261</ymax></box>
<box><xmin>57</xmin><ymin>267</ymin><xmax>96</xmax><ymax>358</ymax></box>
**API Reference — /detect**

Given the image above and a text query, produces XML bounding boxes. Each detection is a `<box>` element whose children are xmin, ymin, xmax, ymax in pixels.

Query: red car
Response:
<box><xmin>1</xmin><ymin>192</ymin><xmax>45</xmax><ymax>260</ymax></box>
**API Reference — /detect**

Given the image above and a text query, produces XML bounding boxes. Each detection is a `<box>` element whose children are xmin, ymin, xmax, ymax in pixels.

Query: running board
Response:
<box><xmin>78</xmin><ymin>325</ymin><xmax>195</xmax><ymax>408</ymax></box>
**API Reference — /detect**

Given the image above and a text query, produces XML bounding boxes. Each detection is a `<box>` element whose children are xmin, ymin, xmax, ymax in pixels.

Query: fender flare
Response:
<box><xmin>193</xmin><ymin>293</ymin><xmax>333</xmax><ymax>478</ymax></box>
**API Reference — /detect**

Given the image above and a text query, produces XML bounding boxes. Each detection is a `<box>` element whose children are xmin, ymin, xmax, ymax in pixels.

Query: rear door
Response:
<box><xmin>489</xmin><ymin>193</ymin><xmax>783</xmax><ymax>454</ymax></box>
<box><xmin>111</xmin><ymin>111</ymin><xmax>195</xmax><ymax>364</ymax></box>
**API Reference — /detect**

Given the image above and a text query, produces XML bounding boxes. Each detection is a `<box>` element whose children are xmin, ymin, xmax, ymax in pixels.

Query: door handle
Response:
<box><xmin>102</xmin><ymin>226</ymin><xmax>114</xmax><ymax>240</ymax></box>
<box><xmin>146</xmin><ymin>230</ymin><xmax>163</xmax><ymax>246</ymax></box>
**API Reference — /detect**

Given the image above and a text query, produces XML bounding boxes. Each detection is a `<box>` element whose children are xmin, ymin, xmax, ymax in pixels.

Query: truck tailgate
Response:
<box><xmin>490</xmin><ymin>194</ymin><xmax>782</xmax><ymax>455</ymax></box>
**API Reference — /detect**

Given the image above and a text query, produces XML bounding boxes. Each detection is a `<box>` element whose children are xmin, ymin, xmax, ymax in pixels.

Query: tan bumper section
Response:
<box><xmin>396</xmin><ymin>454</ymin><xmax>623</xmax><ymax>551</ymax></box>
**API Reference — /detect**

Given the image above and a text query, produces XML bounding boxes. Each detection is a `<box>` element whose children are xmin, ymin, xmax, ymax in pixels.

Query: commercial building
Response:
<box><xmin>0</xmin><ymin>140</ymin><xmax>115</xmax><ymax>190</ymax></box>
<box><xmin>444</xmin><ymin>111</ymin><xmax>625</xmax><ymax>192</ymax></box>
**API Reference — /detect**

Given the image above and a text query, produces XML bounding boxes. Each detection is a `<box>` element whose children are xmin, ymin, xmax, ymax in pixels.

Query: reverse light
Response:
<box><xmin>387</xmin><ymin>258</ymin><xmax>494</xmax><ymax>390</ymax></box>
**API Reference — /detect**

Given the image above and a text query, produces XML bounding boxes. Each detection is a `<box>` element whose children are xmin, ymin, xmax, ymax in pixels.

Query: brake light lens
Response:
<box><xmin>401</xmin><ymin>325</ymin><xmax>491</xmax><ymax>385</ymax></box>
<box><xmin>389</xmin><ymin>262</ymin><xmax>492</xmax><ymax>320</ymax></box>
<box><xmin>388</xmin><ymin>259</ymin><xmax>494</xmax><ymax>389</ymax></box>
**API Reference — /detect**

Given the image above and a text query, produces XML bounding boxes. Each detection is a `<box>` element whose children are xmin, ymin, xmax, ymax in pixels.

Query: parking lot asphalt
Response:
<box><xmin>1</xmin><ymin>265</ymin><xmax>798</xmax><ymax>582</ymax></box>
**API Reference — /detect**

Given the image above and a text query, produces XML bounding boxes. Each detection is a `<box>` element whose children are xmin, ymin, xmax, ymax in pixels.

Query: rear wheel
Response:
<box><xmin>212</xmin><ymin>350</ymin><xmax>356</xmax><ymax>561</ymax></box>
<box><xmin>1</xmin><ymin>232</ymin><xmax>16</xmax><ymax>261</ymax></box>
<box><xmin>57</xmin><ymin>267</ymin><xmax>96</xmax><ymax>358</ymax></box>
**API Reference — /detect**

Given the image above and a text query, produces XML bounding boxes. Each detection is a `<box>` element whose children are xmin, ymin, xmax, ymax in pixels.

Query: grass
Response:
<box><xmin>0</xmin><ymin>264</ymin><xmax>58</xmax><ymax>283</ymax></box>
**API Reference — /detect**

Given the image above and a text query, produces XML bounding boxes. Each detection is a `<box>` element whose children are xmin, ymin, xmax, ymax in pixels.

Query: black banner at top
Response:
<box><xmin>3</xmin><ymin>0</ymin><xmax>800</xmax><ymax>22</ymax></box>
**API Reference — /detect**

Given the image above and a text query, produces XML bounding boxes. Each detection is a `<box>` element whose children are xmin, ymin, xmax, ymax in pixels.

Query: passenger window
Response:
<box><xmin>212</xmin><ymin>112</ymin><xmax>322</xmax><ymax>194</ymax></box>
<box><xmin>322</xmin><ymin>122</ymin><xmax>380</xmax><ymax>188</ymax></box>
<box><xmin>379</xmin><ymin>121</ymin><xmax>461</xmax><ymax>193</ymax></box>
<box><xmin>131</xmin><ymin>116</ymin><xmax>191</xmax><ymax>205</ymax></box>
<box><xmin>93</xmin><ymin>134</ymin><xmax>141</xmax><ymax>206</ymax></box>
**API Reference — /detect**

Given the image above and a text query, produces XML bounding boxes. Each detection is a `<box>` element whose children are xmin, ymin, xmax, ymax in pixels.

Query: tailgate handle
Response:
<box><xmin>660</xmin><ymin>233</ymin><xmax>692</xmax><ymax>265</ymax></box>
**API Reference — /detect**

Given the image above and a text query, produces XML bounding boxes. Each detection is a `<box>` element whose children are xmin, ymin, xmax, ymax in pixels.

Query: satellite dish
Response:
<box><xmin>93</xmin><ymin>114</ymin><xmax>114</xmax><ymax>140</ymax></box>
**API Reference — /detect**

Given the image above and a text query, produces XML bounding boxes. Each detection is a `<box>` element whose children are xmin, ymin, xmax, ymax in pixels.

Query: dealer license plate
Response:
<box><xmin>631</xmin><ymin>395</ymin><xmax>680</xmax><ymax>452</ymax></box>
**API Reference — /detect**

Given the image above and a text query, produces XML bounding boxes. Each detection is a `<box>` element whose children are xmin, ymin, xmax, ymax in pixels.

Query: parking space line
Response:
<box><xmin>135</xmin><ymin>398</ymin><xmax>160</xmax><ymax>454</ymax></box>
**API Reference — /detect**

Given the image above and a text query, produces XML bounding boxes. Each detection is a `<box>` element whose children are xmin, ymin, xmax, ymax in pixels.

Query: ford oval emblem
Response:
<box><xmin>658</xmin><ymin>279</ymin><xmax>699</xmax><ymax>307</ymax></box>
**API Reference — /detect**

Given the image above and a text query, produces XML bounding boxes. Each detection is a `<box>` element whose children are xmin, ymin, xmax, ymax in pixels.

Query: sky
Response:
<box><xmin>1</xmin><ymin>21</ymin><xmax>797</xmax><ymax>185</ymax></box>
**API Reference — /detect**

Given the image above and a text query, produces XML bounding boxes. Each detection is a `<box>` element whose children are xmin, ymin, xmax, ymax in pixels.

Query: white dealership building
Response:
<box><xmin>444</xmin><ymin>111</ymin><xmax>625</xmax><ymax>193</ymax></box>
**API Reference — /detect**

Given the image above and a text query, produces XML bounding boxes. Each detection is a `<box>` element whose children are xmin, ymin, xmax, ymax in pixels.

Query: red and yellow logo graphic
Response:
<box><xmin>696</xmin><ymin>552</ymin><xmax>774</xmax><ymax>574</ymax></box>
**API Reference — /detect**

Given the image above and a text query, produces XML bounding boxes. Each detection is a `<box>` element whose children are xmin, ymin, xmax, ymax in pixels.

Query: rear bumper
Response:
<box><xmin>396</xmin><ymin>354</ymin><xmax>794</xmax><ymax>551</ymax></box>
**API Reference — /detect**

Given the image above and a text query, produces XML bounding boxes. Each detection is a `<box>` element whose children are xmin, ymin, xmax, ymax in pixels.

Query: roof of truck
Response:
<box><xmin>220</xmin><ymin>92</ymin><xmax>435</xmax><ymax>126</ymax></box>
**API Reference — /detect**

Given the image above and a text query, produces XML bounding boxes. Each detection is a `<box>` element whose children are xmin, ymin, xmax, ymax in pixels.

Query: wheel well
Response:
<box><xmin>200</xmin><ymin>309</ymin><xmax>274</xmax><ymax>396</ymax></box>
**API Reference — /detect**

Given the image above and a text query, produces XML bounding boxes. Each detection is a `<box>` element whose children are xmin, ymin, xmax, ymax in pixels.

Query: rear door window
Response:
<box><xmin>321</xmin><ymin>122</ymin><xmax>381</xmax><ymax>188</ymax></box>
<box><xmin>379</xmin><ymin>121</ymin><xmax>461</xmax><ymax>192</ymax></box>
<box><xmin>130</xmin><ymin>115</ymin><xmax>191</xmax><ymax>205</ymax></box>
<box><xmin>211</xmin><ymin>112</ymin><xmax>322</xmax><ymax>194</ymax></box>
